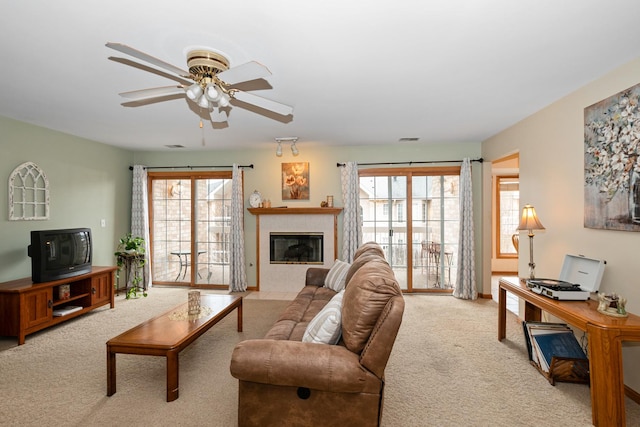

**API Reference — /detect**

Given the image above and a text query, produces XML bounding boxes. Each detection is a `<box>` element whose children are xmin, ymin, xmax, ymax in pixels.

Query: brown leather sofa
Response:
<box><xmin>230</xmin><ymin>242</ymin><xmax>405</xmax><ymax>426</ymax></box>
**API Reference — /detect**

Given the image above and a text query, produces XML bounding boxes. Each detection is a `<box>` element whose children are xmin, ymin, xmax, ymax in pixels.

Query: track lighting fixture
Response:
<box><xmin>275</xmin><ymin>137</ymin><xmax>299</xmax><ymax>157</ymax></box>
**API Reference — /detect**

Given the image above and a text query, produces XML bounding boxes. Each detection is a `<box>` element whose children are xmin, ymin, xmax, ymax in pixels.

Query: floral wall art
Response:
<box><xmin>584</xmin><ymin>82</ymin><xmax>640</xmax><ymax>231</ymax></box>
<box><xmin>282</xmin><ymin>162</ymin><xmax>309</xmax><ymax>200</ymax></box>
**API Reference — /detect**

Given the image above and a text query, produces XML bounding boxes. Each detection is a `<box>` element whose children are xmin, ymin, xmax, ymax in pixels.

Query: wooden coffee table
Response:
<box><xmin>107</xmin><ymin>294</ymin><xmax>242</xmax><ymax>402</ymax></box>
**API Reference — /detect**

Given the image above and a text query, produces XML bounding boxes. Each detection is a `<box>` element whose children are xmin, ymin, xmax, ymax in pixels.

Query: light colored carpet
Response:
<box><xmin>0</xmin><ymin>288</ymin><xmax>638</xmax><ymax>426</ymax></box>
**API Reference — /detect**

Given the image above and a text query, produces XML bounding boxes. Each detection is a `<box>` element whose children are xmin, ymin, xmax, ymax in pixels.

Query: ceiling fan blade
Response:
<box><xmin>119</xmin><ymin>86</ymin><xmax>185</xmax><ymax>101</ymax></box>
<box><xmin>217</xmin><ymin>61</ymin><xmax>271</xmax><ymax>85</ymax></box>
<box><xmin>209</xmin><ymin>107</ymin><xmax>228</xmax><ymax>123</ymax></box>
<box><xmin>232</xmin><ymin>90</ymin><xmax>293</xmax><ymax>116</ymax></box>
<box><xmin>108</xmin><ymin>56</ymin><xmax>193</xmax><ymax>86</ymax></box>
<box><xmin>106</xmin><ymin>42</ymin><xmax>190</xmax><ymax>78</ymax></box>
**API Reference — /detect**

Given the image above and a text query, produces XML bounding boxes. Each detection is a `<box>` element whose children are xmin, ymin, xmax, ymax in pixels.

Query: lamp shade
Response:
<box><xmin>218</xmin><ymin>93</ymin><xmax>231</xmax><ymax>107</ymax></box>
<box><xmin>517</xmin><ymin>205</ymin><xmax>545</xmax><ymax>231</ymax></box>
<box><xmin>197</xmin><ymin>95</ymin><xmax>210</xmax><ymax>109</ymax></box>
<box><xmin>205</xmin><ymin>83</ymin><xmax>221</xmax><ymax>102</ymax></box>
<box><xmin>186</xmin><ymin>83</ymin><xmax>203</xmax><ymax>101</ymax></box>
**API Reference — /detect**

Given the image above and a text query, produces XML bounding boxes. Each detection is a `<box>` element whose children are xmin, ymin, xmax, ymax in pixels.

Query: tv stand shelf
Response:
<box><xmin>0</xmin><ymin>266</ymin><xmax>116</xmax><ymax>345</ymax></box>
<box><xmin>52</xmin><ymin>292</ymin><xmax>89</xmax><ymax>307</ymax></box>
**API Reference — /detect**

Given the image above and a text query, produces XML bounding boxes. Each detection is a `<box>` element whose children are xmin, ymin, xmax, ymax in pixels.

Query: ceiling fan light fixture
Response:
<box><xmin>107</xmin><ymin>43</ymin><xmax>293</xmax><ymax>123</ymax></box>
<box><xmin>291</xmin><ymin>141</ymin><xmax>299</xmax><ymax>156</ymax></box>
<box><xmin>218</xmin><ymin>93</ymin><xmax>231</xmax><ymax>107</ymax></box>
<box><xmin>205</xmin><ymin>83</ymin><xmax>221</xmax><ymax>102</ymax></box>
<box><xmin>276</xmin><ymin>141</ymin><xmax>283</xmax><ymax>157</ymax></box>
<box><xmin>197</xmin><ymin>96</ymin><xmax>210</xmax><ymax>109</ymax></box>
<box><xmin>186</xmin><ymin>83</ymin><xmax>203</xmax><ymax>101</ymax></box>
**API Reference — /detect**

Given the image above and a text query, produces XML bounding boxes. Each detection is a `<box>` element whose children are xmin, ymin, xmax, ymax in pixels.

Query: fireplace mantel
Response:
<box><xmin>248</xmin><ymin>207</ymin><xmax>342</xmax><ymax>216</ymax></box>
<box><xmin>249</xmin><ymin>207</ymin><xmax>342</xmax><ymax>292</ymax></box>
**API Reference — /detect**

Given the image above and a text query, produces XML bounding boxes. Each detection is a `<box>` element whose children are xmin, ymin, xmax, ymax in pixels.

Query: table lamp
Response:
<box><xmin>517</xmin><ymin>205</ymin><xmax>545</xmax><ymax>279</ymax></box>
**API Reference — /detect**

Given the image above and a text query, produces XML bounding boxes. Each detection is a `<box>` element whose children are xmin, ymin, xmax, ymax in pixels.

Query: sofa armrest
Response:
<box><xmin>230</xmin><ymin>339</ymin><xmax>381</xmax><ymax>394</ymax></box>
<box><xmin>305</xmin><ymin>267</ymin><xmax>329</xmax><ymax>287</ymax></box>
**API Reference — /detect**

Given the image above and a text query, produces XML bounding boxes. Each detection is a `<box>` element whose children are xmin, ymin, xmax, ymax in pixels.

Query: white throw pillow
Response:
<box><xmin>324</xmin><ymin>259</ymin><xmax>350</xmax><ymax>292</ymax></box>
<box><xmin>302</xmin><ymin>290</ymin><xmax>344</xmax><ymax>344</ymax></box>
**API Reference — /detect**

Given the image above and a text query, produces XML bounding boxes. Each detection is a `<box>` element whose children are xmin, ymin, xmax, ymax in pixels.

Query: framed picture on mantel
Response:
<box><xmin>282</xmin><ymin>162</ymin><xmax>309</xmax><ymax>200</ymax></box>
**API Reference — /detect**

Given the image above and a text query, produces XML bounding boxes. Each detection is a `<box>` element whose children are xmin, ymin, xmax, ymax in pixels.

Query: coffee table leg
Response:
<box><xmin>237</xmin><ymin>299</ymin><xmax>243</xmax><ymax>332</ymax></box>
<box><xmin>107</xmin><ymin>346</ymin><xmax>116</xmax><ymax>396</ymax></box>
<box><xmin>167</xmin><ymin>349</ymin><xmax>179</xmax><ymax>402</ymax></box>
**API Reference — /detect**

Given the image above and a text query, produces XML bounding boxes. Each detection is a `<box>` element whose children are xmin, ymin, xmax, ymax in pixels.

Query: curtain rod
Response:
<box><xmin>128</xmin><ymin>164</ymin><xmax>254</xmax><ymax>171</ymax></box>
<box><xmin>336</xmin><ymin>158</ymin><xmax>483</xmax><ymax>167</ymax></box>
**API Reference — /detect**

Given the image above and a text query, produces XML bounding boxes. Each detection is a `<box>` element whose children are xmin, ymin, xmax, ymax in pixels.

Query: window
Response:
<box><xmin>497</xmin><ymin>176</ymin><xmax>519</xmax><ymax>257</ymax></box>
<box><xmin>359</xmin><ymin>166</ymin><xmax>461</xmax><ymax>292</ymax></box>
<box><xmin>149</xmin><ymin>171</ymin><xmax>233</xmax><ymax>288</ymax></box>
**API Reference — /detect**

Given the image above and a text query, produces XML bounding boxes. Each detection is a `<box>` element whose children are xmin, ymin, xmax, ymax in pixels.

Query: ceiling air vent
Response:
<box><xmin>165</xmin><ymin>144</ymin><xmax>185</xmax><ymax>149</ymax></box>
<box><xmin>399</xmin><ymin>137</ymin><xmax>420</xmax><ymax>142</ymax></box>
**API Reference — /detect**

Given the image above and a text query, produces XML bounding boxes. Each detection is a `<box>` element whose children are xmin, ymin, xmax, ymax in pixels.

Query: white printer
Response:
<box><xmin>526</xmin><ymin>254</ymin><xmax>605</xmax><ymax>301</ymax></box>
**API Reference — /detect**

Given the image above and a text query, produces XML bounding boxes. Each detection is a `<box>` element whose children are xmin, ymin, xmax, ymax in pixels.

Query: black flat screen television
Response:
<box><xmin>28</xmin><ymin>228</ymin><xmax>92</xmax><ymax>283</ymax></box>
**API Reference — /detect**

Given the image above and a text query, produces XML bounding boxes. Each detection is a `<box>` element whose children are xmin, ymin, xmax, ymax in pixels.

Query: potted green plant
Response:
<box><xmin>114</xmin><ymin>233</ymin><xmax>147</xmax><ymax>299</ymax></box>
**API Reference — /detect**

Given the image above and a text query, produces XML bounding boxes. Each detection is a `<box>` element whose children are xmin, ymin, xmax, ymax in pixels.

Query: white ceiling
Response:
<box><xmin>2</xmin><ymin>0</ymin><xmax>640</xmax><ymax>152</ymax></box>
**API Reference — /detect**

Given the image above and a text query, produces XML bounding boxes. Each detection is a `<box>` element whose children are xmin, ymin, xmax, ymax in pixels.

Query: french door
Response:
<box><xmin>148</xmin><ymin>171</ymin><xmax>233</xmax><ymax>288</ymax></box>
<box><xmin>359</xmin><ymin>167</ymin><xmax>460</xmax><ymax>292</ymax></box>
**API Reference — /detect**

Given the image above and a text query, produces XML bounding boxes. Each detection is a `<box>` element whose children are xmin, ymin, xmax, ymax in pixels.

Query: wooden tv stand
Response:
<box><xmin>0</xmin><ymin>266</ymin><xmax>116</xmax><ymax>345</ymax></box>
<box><xmin>498</xmin><ymin>277</ymin><xmax>640</xmax><ymax>426</ymax></box>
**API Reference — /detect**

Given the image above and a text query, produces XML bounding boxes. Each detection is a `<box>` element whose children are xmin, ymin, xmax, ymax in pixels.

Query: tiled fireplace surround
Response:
<box><xmin>249</xmin><ymin>208</ymin><xmax>342</xmax><ymax>292</ymax></box>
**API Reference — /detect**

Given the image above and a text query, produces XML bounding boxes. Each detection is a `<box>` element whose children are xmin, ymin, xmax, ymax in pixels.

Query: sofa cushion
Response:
<box><xmin>341</xmin><ymin>259</ymin><xmax>402</xmax><ymax>354</ymax></box>
<box><xmin>265</xmin><ymin>285</ymin><xmax>336</xmax><ymax>341</ymax></box>
<box><xmin>344</xmin><ymin>252</ymin><xmax>383</xmax><ymax>287</ymax></box>
<box><xmin>324</xmin><ymin>259</ymin><xmax>350</xmax><ymax>292</ymax></box>
<box><xmin>353</xmin><ymin>241</ymin><xmax>385</xmax><ymax>261</ymax></box>
<box><xmin>303</xmin><ymin>290</ymin><xmax>344</xmax><ymax>344</ymax></box>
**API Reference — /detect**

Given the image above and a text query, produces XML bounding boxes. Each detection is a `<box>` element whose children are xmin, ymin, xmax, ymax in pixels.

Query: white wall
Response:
<box><xmin>482</xmin><ymin>57</ymin><xmax>640</xmax><ymax>392</ymax></box>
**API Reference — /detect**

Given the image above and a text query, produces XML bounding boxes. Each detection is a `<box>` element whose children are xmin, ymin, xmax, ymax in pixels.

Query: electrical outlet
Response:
<box><xmin>100</xmin><ymin>219</ymin><xmax>106</xmax><ymax>228</ymax></box>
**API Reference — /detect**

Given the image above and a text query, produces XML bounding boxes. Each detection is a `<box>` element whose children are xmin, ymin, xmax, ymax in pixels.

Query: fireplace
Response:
<box><xmin>249</xmin><ymin>207</ymin><xmax>342</xmax><ymax>292</ymax></box>
<box><xmin>270</xmin><ymin>232</ymin><xmax>324</xmax><ymax>264</ymax></box>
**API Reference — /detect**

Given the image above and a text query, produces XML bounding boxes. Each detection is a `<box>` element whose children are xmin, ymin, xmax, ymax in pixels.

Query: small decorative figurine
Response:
<box><xmin>597</xmin><ymin>293</ymin><xmax>628</xmax><ymax>317</ymax></box>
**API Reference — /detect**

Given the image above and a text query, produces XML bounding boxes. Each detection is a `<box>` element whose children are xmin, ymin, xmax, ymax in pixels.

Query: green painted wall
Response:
<box><xmin>133</xmin><ymin>141</ymin><xmax>483</xmax><ymax>289</ymax></box>
<box><xmin>0</xmin><ymin>116</ymin><xmax>133</xmax><ymax>282</ymax></box>
<box><xmin>0</xmin><ymin>113</ymin><xmax>483</xmax><ymax>289</ymax></box>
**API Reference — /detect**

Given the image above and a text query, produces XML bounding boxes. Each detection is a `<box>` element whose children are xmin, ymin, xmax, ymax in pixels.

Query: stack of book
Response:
<box><xmin>522</xmin><ymin>321</ymin><xmax>590</xmax><ymax>385</ymax></box>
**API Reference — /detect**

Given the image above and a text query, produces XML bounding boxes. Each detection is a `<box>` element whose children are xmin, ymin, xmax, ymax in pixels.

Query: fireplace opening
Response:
<box><xmin>270</xmin><ymin>232</ymin><xmax>324</xmax><ymax>264</ymax></box>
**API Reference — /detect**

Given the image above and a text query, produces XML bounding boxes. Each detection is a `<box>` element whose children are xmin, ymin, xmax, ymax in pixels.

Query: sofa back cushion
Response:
<box><xmin>344</xmin><ymin>253</ymin><xmax>378</xmax><ymax>288</ymax></box>
<box><xmin>344</xmin><ymin>242</ymin><xmax>387</xmax><ymax>287</ymax></box>
<box><xmin>341</xmin><ymin>257</ymin><xmax>402</xmax><ymax>355</ymax></box>
<box><xmin>352</xmin><ymin>241</ymin><xmax>385</xmax><ymax>261</ymax></box>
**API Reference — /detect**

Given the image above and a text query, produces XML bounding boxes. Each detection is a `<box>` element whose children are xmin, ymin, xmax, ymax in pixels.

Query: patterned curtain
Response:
<box><xmin>341</xmin><ymin>162</ymin><xmax>362</xmax><ymax>262</ymax></box>
<box><xmin>453</xmin><ymin>158</ymin><xmax>477</xmax><ymax>299</ymax></box>
<box><xmin>131</xmin><ymin>165</ymin><xmax>152</xmax><ymax>288</ymax></box>
<box><xmin>229</xmin><ymin>164</ymin><xmax>247</xmax><ymax>292</ymax></box>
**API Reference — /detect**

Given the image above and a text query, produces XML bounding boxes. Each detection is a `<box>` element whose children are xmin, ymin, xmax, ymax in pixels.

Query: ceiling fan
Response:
<box><xmin>105</xmin><ymin>42</ymin><xmax>294</xmax><ymax>121</ymax></box>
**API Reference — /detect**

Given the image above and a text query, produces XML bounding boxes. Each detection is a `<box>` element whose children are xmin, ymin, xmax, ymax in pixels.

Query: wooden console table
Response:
<box><xmin>498</xmin><ymin>277</ymin><xmax>640</xmax><ymax>426</ymax></box>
